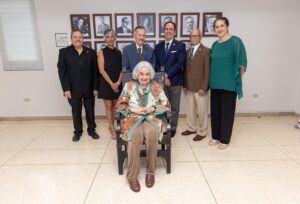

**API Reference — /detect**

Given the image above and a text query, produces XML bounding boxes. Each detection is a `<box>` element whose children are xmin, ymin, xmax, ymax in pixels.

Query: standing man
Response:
<box><xmin>57</xmin><ymin>30</ymin><xmax>100</xmax><ymax>142</ymax></box>
<box><xmin>155</xmin><ymin>21</ymin><xmax>186</xmax><ymax>137</ymax></box>
<box><xmin>123</xmin><ymin>26</ymin><xmax>155</xmax><ymax>72</ymax></box>
<box><xmin>182</xmin><ymin>29</ymin><xmax>210</xmax><ymax>141</ymax></box>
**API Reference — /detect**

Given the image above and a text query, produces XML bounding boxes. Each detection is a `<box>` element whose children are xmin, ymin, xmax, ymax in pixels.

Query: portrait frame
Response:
<box><xmin>136</xmin><ymin>13</ymin><xmax>156</xmax><ymax>37</ymax></box>
<box><xmin>83</xmin><ymin>41</ymin><xmax>92</xmax><ymax>49</ymax></box>
<box><xmin>202</xmin><ymin>12</ymin><xmax>222</xmax><ymax>37</ymax></box>
<box><xmin>145</xmin><ymin>40</ymin><xmax>156</xmax><ymax>49</ymax></box>
<box><xmin>70</xmin><ymin>14</ymin><xmax>91</xmax><ymax>39</ymax></box>
<box><xmin>94</xmin><ymin>41</ymin><xmax>106</xmax><ymax>53</ymax></box>
<box><xmin>116</xmin><ymin>40</ymin><xmax>134</xmax><ymax>53</ymax></box>
<box><xmin>180</xmin><ymin>12</ymin><xmax>200</xmax><ymax>37</ymax></box>
<box><xmin>93</xmin><ymin>14</ymin><xmax>112</xmax><ymax>38</ymax></box>
<box><xmin>159</xmin><ymin>13</ymin><xmax>178</xmax><ymax>38</ymax></box>
<box><xmin>55</xmin><ymin>33</ymin><xmax>68</xmax><ymax>47</ymax></box>
<box><xmin>115</xmin><ymin>13</ymin><xmax>134</xmax><ymax>38</ymax></box>
<box><xmin>181</xmin><ymin>40</ymin><xmax>192</xmax><ymax>50</ymax></box>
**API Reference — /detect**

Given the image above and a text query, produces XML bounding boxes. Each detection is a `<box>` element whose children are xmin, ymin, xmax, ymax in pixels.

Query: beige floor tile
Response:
<box><xmin>85</xmin><ymin>162</ymin><xmax>215</xmax><ymax>204</ymax></box>
<box><xmin>101</xmin><ymin>149</ymin><xmax>117</xmax><ymax>164</ymax></box>
<box><xmin>277</xmin><ymin>146</ymin><xmax>300</xmax><ymax>159</ymax></box>
<box><xmin>11</xmin><ymin>120</ymin><xmax>73</xmax><ymax>128</ymax></box>
<box><xmin>0</xmin><ymin>150</ymin><xmax>19</xmax><ymax>165</ymax></box>
<box><xmin>26</xmin><ymin>127</ymin><xmax>110</xmax><ymax>150</ymax></box>
<box><xmin>0</xmin><ymin>164</ymin><xmax>98</xmax><ymax>204</ymax></box>
<box><xmin>172</xmin><ymin>147</ymin><xmax>196</xmax><ymax>162</ymax></box>
<box><xmin>235</xmin><ymin>116</ymin><xmax>285</xmax><ymax>124</ymax></box>
<box><xmin>200</xmin><ymin>161</ymin><xmax>300</xmax><ymax>203</ymax></box>
<box><xmin>0</xmin><ymin>127</ymin><xmax>48</xmax><ymax>150</ymax></box>
<box><xmin>248</xmin><ymin>123</ymin><xmax>300</xmax><ymax>145</ymax></box>
<box><xmin>0</xmin><ymin>121</ymin><xmax>16</xmax><ymax>128</ymax></box>
<box><xmin>275</xmin><ymin>116</ymin><xmax>298</xmax><ymax>124</ymax></box>
<box><xmin>193</xmin><ymin>146</ymin><xmax>288</xmax><ymax>161</ymax></box>
<box><xmin>8</xmin><ymin>149</ymin><xmax>105</xmax><ymax>165</ymax></box>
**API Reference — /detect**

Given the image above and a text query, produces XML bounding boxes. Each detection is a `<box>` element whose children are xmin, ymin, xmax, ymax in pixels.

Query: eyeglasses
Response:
<box><xmin>190</xmin><ymin>35</ymin><xmax>200</xmax><ymax>38</ymax></box>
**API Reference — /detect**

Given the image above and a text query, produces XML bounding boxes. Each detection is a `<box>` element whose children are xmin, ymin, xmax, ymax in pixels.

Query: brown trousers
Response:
<box><xmin>127</xmin><ymin>121</ymin><xmax>158</xmax><ymax>181</ymax></box>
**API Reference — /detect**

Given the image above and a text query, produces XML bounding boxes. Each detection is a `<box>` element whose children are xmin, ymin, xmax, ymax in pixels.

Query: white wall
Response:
<box><xmin>0</xmin><ymin>0</ymin><xmax>299</xmax><ymax>117</ymax></box>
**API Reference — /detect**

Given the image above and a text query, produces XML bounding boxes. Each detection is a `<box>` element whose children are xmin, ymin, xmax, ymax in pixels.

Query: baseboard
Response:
<box><xmin>0</xmin><ymin>112</ymin><xmax>297</xmax><ymax>121</ymax></box>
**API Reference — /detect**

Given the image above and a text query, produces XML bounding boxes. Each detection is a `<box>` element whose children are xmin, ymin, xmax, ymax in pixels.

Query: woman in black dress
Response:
<box><xmin>98</xmin><ymin>29</ymin><xmax>123</xmax><ymax>139</ymax></box>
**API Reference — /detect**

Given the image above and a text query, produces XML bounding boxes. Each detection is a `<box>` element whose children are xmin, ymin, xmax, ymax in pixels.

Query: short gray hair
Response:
<box><xmin>132</xmin><ymin>61</ymin><xmax>155</xmax><ymax>80</ymax></box>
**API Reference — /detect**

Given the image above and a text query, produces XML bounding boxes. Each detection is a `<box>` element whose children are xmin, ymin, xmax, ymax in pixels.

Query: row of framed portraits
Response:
<box><xmin>70</xmin><ymin>12</ymin><xmax>222</xmax><ymax>39</ymax></box>
<box><xmin>83</xmin><ymin>40</ymin><xmax>193</xmax><ymax>54</ymax></box>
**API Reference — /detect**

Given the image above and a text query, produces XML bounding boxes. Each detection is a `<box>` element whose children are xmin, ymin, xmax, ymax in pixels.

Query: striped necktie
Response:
<box><xmin>189</xmin><ymin>46</ymin><xmax>194</xmax><ymax>61</ymax></box>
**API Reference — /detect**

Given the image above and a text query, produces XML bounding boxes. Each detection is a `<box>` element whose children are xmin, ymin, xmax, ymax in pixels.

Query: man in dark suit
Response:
<box><xmin>116</xmin><ymin>17</ymin><xmax>132</xmax><ymax>34</ymax></box>
<box><xmin>182</xmin><ymin>29</ymin><xmax>210</xmax><ymax>141</ymax></box>
<box><xmin>123</xmin><ymin>26</ymin><xmax>155</xmax><ymax>72</ymax></box>
<box><xmin>57</xmin><ymin>30</ymin><xmax>100</xmax><ymax>142</ymax></box>
<box><xmin>155</xmin><ymin>21</ymin><xmax>186</xmax><ymax>137</ymax></box>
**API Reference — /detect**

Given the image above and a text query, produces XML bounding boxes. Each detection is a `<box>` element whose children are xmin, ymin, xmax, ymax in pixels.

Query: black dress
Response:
<box><xmin>98</xmin><ymin>47</ymin><xmax>122</xmax><ymax>99</ymax></box>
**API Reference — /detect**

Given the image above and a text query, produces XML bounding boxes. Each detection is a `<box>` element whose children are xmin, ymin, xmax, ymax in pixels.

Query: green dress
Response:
<box><xmin>210</xmin><ymin>35</ymin><xmax>247</xmax><ymax>98</ymax></box>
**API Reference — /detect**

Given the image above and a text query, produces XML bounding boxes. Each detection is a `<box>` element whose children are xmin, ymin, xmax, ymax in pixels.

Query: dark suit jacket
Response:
<box><xmin>154</xmin><ymin>39</ymin><xmax>186</xmax><ymax>86</ymax></box>
<box><xmin>183</xmin><ymin>44</ymin><xmax>210</xmax><ymax>92</ymax></box>
<box><xmin>57</xmin><ymin>45</ymin><xmax>99</xmax><ymax>98</ymax></box>
<box><xmin>122</xmin><ymin>43</ymin><xmax>155</xmax><ymax>72</ymax></box>
<box><xmin>116</xmin><ymin>26</ymin><xmax>132</xmax><ymax>34</ymax></box>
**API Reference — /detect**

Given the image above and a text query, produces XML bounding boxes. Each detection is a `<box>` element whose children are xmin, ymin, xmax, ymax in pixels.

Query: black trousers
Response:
<box><xmin>210</xmin><ymin>89</ymin><xmax>237</xmax><ymax>144</ymax></box>
<box><xmin>68</xmin><ymin>97</ymin><xmax>96</xmax><ymax>135</ymax></box>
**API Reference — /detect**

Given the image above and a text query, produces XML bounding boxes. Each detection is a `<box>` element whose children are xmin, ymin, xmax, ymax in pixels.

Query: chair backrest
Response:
<box><xmin>122</xmin><ymin>71</ymin><xmax>165</xmax><ymax>88</ymax></box>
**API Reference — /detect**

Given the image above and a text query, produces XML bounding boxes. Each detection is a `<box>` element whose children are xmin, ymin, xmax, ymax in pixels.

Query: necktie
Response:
<box><xmin>165</xmin><ymin>42</ymin><xmax>170</xmax><ymax>53</ymax></box>
<box><xmin>138</xmin><ymin>47</ymin><xmax>142</xmax><ymax>61</ymax></box>
<box><xmin>189</xmin><ymin>46</ymin><xmax>194</xmax><ymax>61</ymax></box>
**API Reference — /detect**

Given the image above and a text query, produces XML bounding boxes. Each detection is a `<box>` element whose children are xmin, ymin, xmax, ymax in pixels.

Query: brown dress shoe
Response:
<box><xmin>145</xmin><ymin>174</ymin><xmax>155</xmax><ymax>188</ymax></box>
<box><xmin>193</xmin><ymin>134</ymin><xmax>206</xmax><ymax>141</ymax></box>
<box><xmin>129</xmin><ymin>180</ymin><xmax>140</xmax><ymax>192</ymax></box>
<box><xmin>181</xmin><ymin>130</ymin><xmax>197</xmax><ymax>136</ymax></box>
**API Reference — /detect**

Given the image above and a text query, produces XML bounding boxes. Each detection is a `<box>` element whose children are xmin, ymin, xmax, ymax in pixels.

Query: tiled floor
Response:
<box><xmin>0</xmin><ymin>116</ymin><xmax>300</xmax><ymax>204</ymax></box>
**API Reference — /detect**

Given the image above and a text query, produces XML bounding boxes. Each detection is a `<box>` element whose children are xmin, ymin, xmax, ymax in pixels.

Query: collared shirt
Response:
<box><xmin>191</xmin><ymin>43</ymin><xmax>201</xmax><ymax>56</ymax></box>
<box><xmin>165</xmin><ymin>39</ymin><xmax>174</xmax><ymax>50</ymax></box>
<box><xmin>135</xmin><ymin>43</ymin><xmax>143</xmax><ymax>53</ymax></box>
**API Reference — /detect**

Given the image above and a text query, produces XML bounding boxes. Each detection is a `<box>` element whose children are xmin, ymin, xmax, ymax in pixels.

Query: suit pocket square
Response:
<box><xmin>171</xmin><ymin>51</ymin><xmax>177</xmax><ymax>53</ymax></box>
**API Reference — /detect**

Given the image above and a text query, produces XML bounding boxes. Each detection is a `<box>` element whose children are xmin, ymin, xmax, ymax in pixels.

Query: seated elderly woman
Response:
<box><xmin>116</xmin><ymin>61</ymin><xmax>170</xmax><ymax>192</ymax></box>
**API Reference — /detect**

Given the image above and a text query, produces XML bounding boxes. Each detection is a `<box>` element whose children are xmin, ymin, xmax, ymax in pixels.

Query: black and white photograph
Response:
<box><xmin>116</xmin><ymin>41</ymin><xmax>133</xmax><ymax>53</ymax></box>
<box><xmin>137</xmin><ymin>13</ymin><xmax>156</xmax><ymax>37</ymax></box>
<box><xmin>83</xmin><ymin>41</ymin><xmax>92</xmax><ymax>49</ymax></box>
<box><xmin>159</xmin><ymin>13</ymin><xmax>178</xmax><ymax>37</ymax></box>
<box><xmin>70</xmin><ymin>14</ymin><xmax>91</xmax><ymax>38</ymax></box>
<box><xmin>115</xmin><ymin>13</ymin><xmax>134</xmax><ymax>37</ymax></box>
<box><xmin>180</xmin><ymin>13</ymin><xmax>199</xmax><ymax>37</ymax></box>
<box><xmin>203</xmin><ymin>12</ymin><xmax>222</xmax><ymax>37</ymax></box>
<box><xmin>55</xmin><ymin>33</ymin><xmax>68</xmax><ymax>47</ymax></box>
<box><xmin>145</xmin><ymin>40</ymin><xmax>156</xmax><ymax>49</ymax></box>
<box><xmin>181</xmin><ymin>40</ymin><xmax>192</xmax><ymax>50</ymax></box>
<box><xmin>94</xmin><ymin>41</ymin><xmax>106</xmax><ymax>53</ymax></box>
<box><xmin>93</xmin><ymin>14</ymin><xmax>112</xmax><ymax>38</ymax></box>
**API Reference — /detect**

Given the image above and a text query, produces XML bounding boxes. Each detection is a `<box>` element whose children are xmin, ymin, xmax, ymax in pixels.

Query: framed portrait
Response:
<box><xmin>116</xmin><ymin>41</ymin><xmax>133</xmax><ymax>53</ymax></box>
<box><xmin>83</xmin><ymin>41</ymin><xmax>92</xmax><ymax>49</ymax></box>
<box><xmin>145</xmin><ymin>40</ymin><xmax>156</xmax><ymax>49</ymax></box>
<box><xmin>70</xmin><ymin>14</ymin><xmax>91</xmax><ymax>38</ymax></box>
<box><xmin>115</xmin><ymin>13</ymin><xmax>134</xmax><ymax>38</ymax></box>
<box><xmin>180</xmin><ymin>13</ymin><xmax>200</xmax><ymax>37</ymax></box>
<box><xmin>159</xmin><ymin>13</ymin><xmax>178</xmax><ymax>38</ymax></box>
<box><xmin>93</xmin><ymin>14</ymin><xmax>112</xmax><ymax>38</ymax></box>
<box><xmin>137</xmin><ymin>13</ymin><xmax>156</xmax><ymax>37</ymax></box>
<box><xmin>94</xmin><ymin>41</ymin><xmax>106</xmax><ymax>53</ymax></box>
<box><xmin>202</xmin><ymin>12</ymin><xmax>222</xmax><ymax>37</ymax></box>
<box><xmin>181</xmin><ymin>40</ymin><xmax>192</xmax><ymax>50</ymax></box>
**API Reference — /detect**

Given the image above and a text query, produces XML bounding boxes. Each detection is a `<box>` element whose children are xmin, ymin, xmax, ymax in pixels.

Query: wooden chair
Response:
<box><xmin>115</xmin><ymin>71</ymin><xmax>172</xmax><ymax>175</ymax></box>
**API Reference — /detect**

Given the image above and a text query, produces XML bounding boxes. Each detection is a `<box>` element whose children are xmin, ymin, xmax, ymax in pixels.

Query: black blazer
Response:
<box><xmin>57</xmin><ymin>45</ymin><xmax>99</xmax><ymax>98</ymax></box>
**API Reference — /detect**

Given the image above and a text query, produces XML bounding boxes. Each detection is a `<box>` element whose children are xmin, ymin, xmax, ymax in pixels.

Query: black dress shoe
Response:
<box><xmin>181</xmin><ymin>130</ymin><xmax>197</xmax><ymax>136</ymax></box>
<box><xmin>193</xmin><ymin>134</ymin><xmax>206</xmax><ymax>141</ymax></box>
<box><xmin>72</xmin><ymin>134</ymin><xmax>82</xmax><ymax>142</ymax></box>
<box><xmin>88</xmin><ymin>132</ymin><xmax>100</xmax><ymax>139</ymax></box>
<box><xmin>171</xmin><ymin>130</ymin><xmax>176</xmax><ymax>138</ymax></box>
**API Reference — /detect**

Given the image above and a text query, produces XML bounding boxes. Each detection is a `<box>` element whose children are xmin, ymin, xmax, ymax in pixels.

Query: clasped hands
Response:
<box><xmin>130</xmin><ymin>107</ymin><xmax>155</xmax><ymax>115</ymax></box>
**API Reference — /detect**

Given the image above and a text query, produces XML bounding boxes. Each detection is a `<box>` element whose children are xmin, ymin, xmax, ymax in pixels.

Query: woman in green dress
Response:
<box><xmin>209</xmin><ymin>17</ymin><xmax>247</xmax><ymax>149</ymax></box>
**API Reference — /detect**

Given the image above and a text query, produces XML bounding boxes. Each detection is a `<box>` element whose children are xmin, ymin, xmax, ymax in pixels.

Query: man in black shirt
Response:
<box><xmin>57</xmin><ymin>30</ymin><xmax>99</xmax><ymax>141</ymax></box>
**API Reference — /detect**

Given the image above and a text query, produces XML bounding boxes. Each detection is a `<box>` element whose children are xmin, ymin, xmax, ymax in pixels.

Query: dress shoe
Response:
<box><xmin>129</xmin><ymin>180</ymin><xmax>140</xmax><ymax>192</ymax></box>
<box><xmin>181</xmin><ymin>130</ymin><xmax>197</xmax><ymax>136</ymax></box>
<box><xmin>88</xmin><ymin>132</ymin><xmax>100</xmax><ymax>139</ymax></box>
<box><xmin>72</xmin><ymin>133</ymin><xmax>82</xmax><ymax>142</ymax></box>
<box><xmin>218</xmin><ymin>143</ymin><xmax>229</xmax><ymax>150</ymax></box>
<box><xmin>193</xmin><ymin>134</ymin><xmax>206</xmax><ymax>141</ymax></box>
<box><xmin>145</xmin><ymin>174</ymin><xmax>155</xmax><ymax>188</ymax></box>
<box><xmin>208</xmin><ymin>139</ymin><xmax>219</xmax><ymax>145</ymax></box>
<box><xmin>171</xmin><ymin>130</ymin><xmax>176</xmax><ymax>138</ymax></box>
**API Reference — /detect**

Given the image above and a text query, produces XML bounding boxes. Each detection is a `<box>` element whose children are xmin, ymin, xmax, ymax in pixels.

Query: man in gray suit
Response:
<box><xmin>123</xmin><ymin>26</ymin><xmax>155</xmax><ymax>72</ymax></box>
<box><xmin>182</xmin><ymin>29</ymin><xmax>210</xmax><ymax>141</ymax></box>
